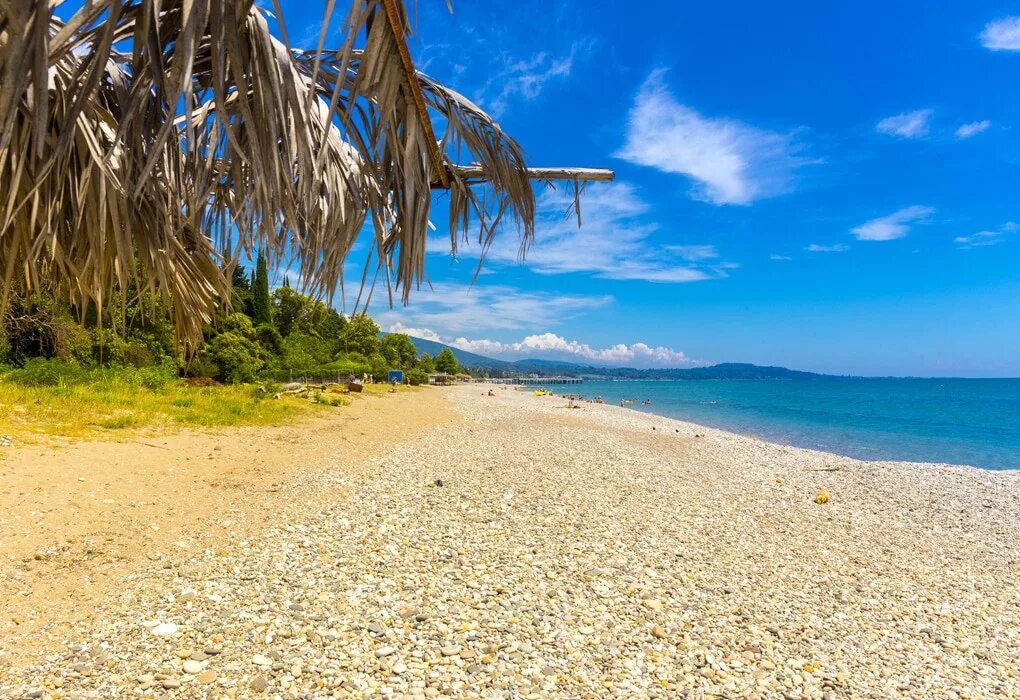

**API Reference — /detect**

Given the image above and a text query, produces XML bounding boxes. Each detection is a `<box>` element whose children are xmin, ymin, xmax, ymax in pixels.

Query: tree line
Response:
<box><xmin>1</xmin><ymin>254</ymin><xmax>462</xmax><ymax>386</ymax></box>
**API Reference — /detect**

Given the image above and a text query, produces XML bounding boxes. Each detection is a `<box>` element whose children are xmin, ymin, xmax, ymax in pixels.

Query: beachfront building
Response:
<box><xmin>427</xmin><ymin>373</ymin><xmax>453</xmax><ymax>385</ymax></box>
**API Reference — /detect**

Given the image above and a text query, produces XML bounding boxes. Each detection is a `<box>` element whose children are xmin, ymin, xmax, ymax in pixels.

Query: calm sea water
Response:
<box><xmin>571</xmin><ymin>378</ymin><xmax>1020</xmax><ymax>471</ymax></box>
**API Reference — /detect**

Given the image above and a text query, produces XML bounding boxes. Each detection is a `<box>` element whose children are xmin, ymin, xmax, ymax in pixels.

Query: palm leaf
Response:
<box><xmin>0</xmin><ymin>0</ymin><xmax>608</xmax><ymax>343</ymax></box>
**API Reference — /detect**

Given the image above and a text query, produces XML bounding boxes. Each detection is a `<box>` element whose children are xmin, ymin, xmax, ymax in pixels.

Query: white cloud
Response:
<box><xmin>876</xmin><ymin>109</ymin><xmax>933</xmax><ymax>139</ymax></box>
<box><xmin>981</xmin><ymin>17</ymin><xmax>1020</xmax><ymax>51</ymax></box>
<box><xmin>388</xmin><ymin>324</ymin><xmax>702</xmax><ymax>368</ymax></box>
<box><xmin>851</xmin><ymin>205</ymin><xmax>934</xmax><ymax>241</ymax></box>
<box><xmin>483</xmin><ymin>46</ymin><xmax>578</xmax><ymax>118</ymax></box>
<box><xmin>807</xmin><ymin>243</ymin><xmax>849</xmax><ymax>253</ymax></box>
<box><xmin>955</xmin><ymin>120</ymin><xmax>991</xmax><ymax>139</ymax></box>
<box><xmin>373</xmin><ymin>282</ymin><xmax>611</xmax><ymax>335</ymax></box>
<box><xmin>955</xmin><ymin>221</ymin><xmax>1017</xmax><ymax>249</ymax></box>
<box><xmin>435</xmin><ymin>182</ymin><xmax>734</xmax><ymax>283</ymax></box>
<box><xmin>770</xmin><ymin>254</ymin><xmax>793</xmax><ymax>261</ymax></box>
<box><xmin>615</xmin><ymin>71</ymin><xmax>807</xmax><ymax>205</ymax></box>
<box><xmin>665</xmin><ymin>244</ymin><xmax>719</xmax><ymax>261</ymax></box>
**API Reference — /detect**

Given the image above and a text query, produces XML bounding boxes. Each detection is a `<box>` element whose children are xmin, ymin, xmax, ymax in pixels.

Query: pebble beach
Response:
<box><xmin>3</xmin><ymin>384</ymin><xmax>1019</xmax><ymax>699</ymax></box>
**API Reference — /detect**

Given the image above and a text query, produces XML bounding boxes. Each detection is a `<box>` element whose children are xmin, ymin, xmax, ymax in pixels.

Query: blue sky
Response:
<box><xmin>296</xmin><ymin>3</ymin><xmax>1020</xmax><ymax>375</ymax></box>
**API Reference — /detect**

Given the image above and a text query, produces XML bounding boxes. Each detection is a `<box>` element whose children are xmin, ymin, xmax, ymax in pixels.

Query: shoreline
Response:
<box><xmin>3</xmin><ymin>383</ymin><xmax>1018</xmax><ymax>698</ymax></box>
<box><xmin>546</xmin><ymin>386</ymin><xmax>1020</xmax><ymax>476</ymax></box>
<box><xmin>543</xmin><ymin>379</ymin><xmax>1020</xmax><ymax>472</ymax></box>
<box><xmin>529</xmin><ymin>385</ymin><xmax>1020</xmax><ymax>480</ymax></box>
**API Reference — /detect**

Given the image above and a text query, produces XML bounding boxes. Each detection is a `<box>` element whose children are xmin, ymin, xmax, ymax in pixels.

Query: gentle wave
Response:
<box><xmin>571</xmin><ymin>378</ymin><xmax>1020</xmax><ymax>470</ymax></box>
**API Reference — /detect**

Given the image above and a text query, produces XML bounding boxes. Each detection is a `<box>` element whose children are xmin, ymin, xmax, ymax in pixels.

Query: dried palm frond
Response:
<box><xmin>416</xmin><ymin>73</ymin><xmax>534</xmax><ymax>260</ymax></box>
<box><xmin>0</xmin><ymin>22</ymin><xmax>221</xmax><ymax>343</ymax></box>
<box><xmin>0</xmin><ymin>0</ymin><xmax>610</xmax><ymax>343</ymax></box>
<box><xmin>0</xmin><ymin>0</ymin><xmax>414</xmax><ymax>341</ymax></box>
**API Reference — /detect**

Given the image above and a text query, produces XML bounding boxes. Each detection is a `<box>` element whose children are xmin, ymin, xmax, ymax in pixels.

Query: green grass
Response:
<box><xmin>0</xmin><ymin>374</ymin><xmax>321</xmax><ymax>438</ymax></box>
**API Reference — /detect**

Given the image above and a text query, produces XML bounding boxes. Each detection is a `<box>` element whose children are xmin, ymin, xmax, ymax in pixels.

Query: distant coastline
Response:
<box><xmin>400</xmin><ymin>334</ymin><xmax>1017</xmax><ymax>381</ymax></box>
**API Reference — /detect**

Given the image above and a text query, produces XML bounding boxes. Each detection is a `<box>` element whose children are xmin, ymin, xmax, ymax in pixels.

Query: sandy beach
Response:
<box><xmin>2</xmin><ymin>384</ymin><xmax>1018</xmax><ymax>699</ymax></box>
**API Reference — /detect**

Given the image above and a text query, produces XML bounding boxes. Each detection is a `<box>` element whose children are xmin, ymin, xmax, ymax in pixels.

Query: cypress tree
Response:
<box><xmin>251</xmin><ymin>251</ymin><xmax>273</xmax><ymax>326</ymax></box>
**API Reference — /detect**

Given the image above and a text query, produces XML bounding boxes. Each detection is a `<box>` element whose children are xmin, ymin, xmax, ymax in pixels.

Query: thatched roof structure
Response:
<box><xmin>0</xmin><ymin>0</ymin><xmax>612</xmax><ymax>343</ymax></box>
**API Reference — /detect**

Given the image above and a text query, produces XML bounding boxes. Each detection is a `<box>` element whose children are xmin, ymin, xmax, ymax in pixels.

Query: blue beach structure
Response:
<box><xmin>387</xmin><ymin>370</ymin><xmax>404</xmax><ymax>384</ymax></box>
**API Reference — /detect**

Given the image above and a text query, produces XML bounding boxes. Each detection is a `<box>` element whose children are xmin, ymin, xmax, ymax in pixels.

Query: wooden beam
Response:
<box><xmin>449</xmin><ymin>165</ymin><xmax>615</xmax><ymax>183</ymax></box>
<box><xmin>380</xmin><ymin>0</ymin><xmax>449</xmax><ymax>188</ymax></box>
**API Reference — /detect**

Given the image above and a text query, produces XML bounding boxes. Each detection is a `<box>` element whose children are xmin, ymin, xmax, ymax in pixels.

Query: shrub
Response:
<box><xmin>328</xmin><ymin>353</ymin><xmax>370</xmax><ymax>380</ymax></box>
<box><xmin>122</xmin><ymin>340</ymin><xmax>154</xmax><ymax>368</ymax></box>
<box><xmin>186</xmin><ymin>355</ymin><xmax>220</xmax><ymax>379</ymax></box>
<box><xmin>254</xmin><ymin>323</ymin><xmax>284</xmax><ymax>355</ymax></box>
<box><xmin>368</xmin><ymin>352</ymin><xmax>390</xmax><ymax>382</ymax></box>
<box><xmin>7</xmin><ymin>358</ymin><xmax>87</xmax><ymax>386</ymax></box>
<box><xmin>205</xmin><ymin>332</ymin><xmax>264</xmax><ymax>383</ymax></box>
<box><xmin>279</xmin><ymin>331</ymin><xmax>335</xmax><ymax>375</ymax></box>
<box><xmin>406</xmin><ymin>368</ymin><xmax>428</xmax><ymax>386</ymax></box>
<box><xmin>132</xmin><ymin>363</ymin><xmax>176</xmax><ymax>390</ymax></box>
<box><xmin>220</xmin><ymin>312</ymin><xmax>256</xmax><ymax>338</ymax></box>
<box><xmin>90</xmin><ymin>327</ymin><xmax>128</xmax><ymax>366</ymax></box>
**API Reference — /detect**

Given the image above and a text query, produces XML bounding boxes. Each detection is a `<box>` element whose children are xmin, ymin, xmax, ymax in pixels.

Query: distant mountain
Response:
<box><xmin>398</xmin><ymin>336</ymin><xmax>516</xmax><ymax>372</ymax></box>
<box><xmin>395</xmin><ymin>334</ymin><xmax>827</xmax><ymax>380</ymax></box>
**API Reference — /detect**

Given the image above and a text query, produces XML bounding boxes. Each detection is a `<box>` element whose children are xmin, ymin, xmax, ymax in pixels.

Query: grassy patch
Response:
<box><xmin>0</xmin><ymin>371</ymin><xmax>321</xmax><ymax>438</ymax></box>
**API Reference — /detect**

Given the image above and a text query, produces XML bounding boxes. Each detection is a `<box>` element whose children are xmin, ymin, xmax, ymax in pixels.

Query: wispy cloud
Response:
<box><xmin>374</xmin><ymin>282</ymin><xmax>610</xmax><ymax>335</ymax></box>
<box><xmin>665</xmin><ymin>244</ymin><xmax>719</xmax><ymax>262</ymax></box>
<box><xmin>410</xmin><ymin>1</ymin><xmax>593</xmax><ymax>120</ymax></box>
<box><xmin>807</xmin><ymin>243</ymin><xmax>849</xmax><ymax>253</ymax></box>
<box><xmin>615</xmin><ymin>71</ymin><xmax>809</xmax><ymax>205</ymax></box>
<box><xmin>389</xmin><ymin>324</ymin><xmax>703</xmax><ymax>368</ymax></box>
<box><xmin>876</xmin><ymin>109</ymin><xmax>933</xmax><ymax>139</ymax></box>
<box><xmin>955</xmin><ymin>120</ymin><xmax>991</xmax><ymax>139</ymax></box>
<box><xmin>981</xmin><ymin>17</ymin><xmax>1020</xmax><ymax>51</ymax></box>
<box><xmin>480</xmin><ymin>46</ymin><xmax>580</xmax><ymax>117</ymax></box>
<box><xmin>954</xmin><ymin>222</ymin><xmax>1018</xmax><ymax>249</ymax></box>
<box><xmin>770</xmin><ymin>254</ymin><xmax>793</xmax><ymax>261</ymax></box>
<box><xmin>434</xmin><ymin>182</ymin><xmax>734</xmax><ymax>283</ymax></box>
<box><xmin>851</xmin><ymin>205</ymin><xmax>934</xmax><ymax>241</ymax></box>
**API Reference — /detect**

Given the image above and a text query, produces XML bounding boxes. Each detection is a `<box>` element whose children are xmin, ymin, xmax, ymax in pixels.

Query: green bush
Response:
<box><xmin>186</xmin><ymin>355</ymin><xmax>220</xmax><ymax>379</ymax></box>
<box><xmin>220</xmin><ymin>312</ymin><xmax>257</xmax><ymax>338</ymax></box>
<box><xmin>406</xmin><ymin>368</ymin><xmax>428</xmax><ymax>386</ymax></box>
<box><xmin>90</xmin><ymin>327</ymin><xmax>128</xmax><ymax>366</ymax></box>
<box><xmin>131</xmin><ymin>363</ymin><xmax>176</xmax><ymax>390</ymax></box>
<box><xmin>368</xmin><ymin>352</ymin><xmax>390</xmax><ymax>382</ymax></box>
<box><xmin>6</xmin><ymin>358</ymin><xmax>88</xmax><ymax>386</ymax></box>
<box><xmin>279</xmin><ymin>331</ymin><xmax>334</xmax><ymax>375</ymax></box>
<box><xmin>206</xmin><ymin>332</ymin><xmax>264</xmax><ymax>383</ymax></box>
<box><xmin>255</xmin><ymin>323</ymin><xmax>284</xmax><ymax>355</ymax></box>
<box><xmin>122</xmin><ymin>340</ymin><xmax>154</xmax><ymax>368</ymax></box>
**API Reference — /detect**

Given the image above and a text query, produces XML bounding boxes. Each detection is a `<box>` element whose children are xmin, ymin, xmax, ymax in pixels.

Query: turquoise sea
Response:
<box><xmin>573</xmin><ymin>378</ymin><xmax>1020</xmax><ymax>471</ymax></box>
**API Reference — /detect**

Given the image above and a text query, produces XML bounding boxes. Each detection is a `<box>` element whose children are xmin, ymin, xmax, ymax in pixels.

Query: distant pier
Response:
<box><xmin>480</xmin><ymin>376</ymin><xmax>583</xmax><ymax>385</ymax></box>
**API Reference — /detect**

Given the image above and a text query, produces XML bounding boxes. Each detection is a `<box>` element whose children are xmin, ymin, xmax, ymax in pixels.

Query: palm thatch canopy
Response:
<box><xmin>0</xmin><ymin>0</ymin><xmax>612</xmax><ymax>343</ymax></box>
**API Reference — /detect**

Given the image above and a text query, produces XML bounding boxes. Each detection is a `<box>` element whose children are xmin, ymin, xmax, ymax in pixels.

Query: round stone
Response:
<box><xmin>150</xmin><ymin>622</ymin><xmax>179</xmax><ymax>636</ymax></box>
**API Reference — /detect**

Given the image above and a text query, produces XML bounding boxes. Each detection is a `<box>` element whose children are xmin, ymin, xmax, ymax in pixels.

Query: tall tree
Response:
<box><xmin>251</xmin><ymin>252</ymin><xmax>273</xmax><ymax>327</ymax></box>
<box><xmin>381</xmin><ymin>333</ymin><xmax>417</xmax><ymax>367</ymax></box>
<box><xmin>417</xmin><ymin>353</ymin><xmax>435</xmax><ymax>374</ymax></box>
<box><xmin>434</xmin><ymin>348</ymin><xmax>460</xmax><ymax>374</ymax></box>
<box><xmin>337</xmin><ymin>315</ymin><xmax>382</xmax><ymax>356</ymax></box>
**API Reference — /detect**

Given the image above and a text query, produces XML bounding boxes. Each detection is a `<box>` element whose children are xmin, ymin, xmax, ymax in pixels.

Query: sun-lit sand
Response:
<box><xmin>2</xmin><ymin>384</ymin><xmax>1017</xmax><ymax>698</ymax></box>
